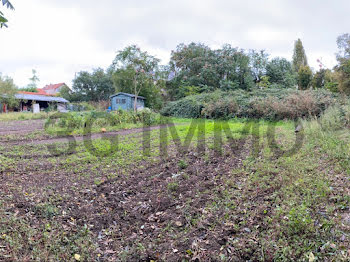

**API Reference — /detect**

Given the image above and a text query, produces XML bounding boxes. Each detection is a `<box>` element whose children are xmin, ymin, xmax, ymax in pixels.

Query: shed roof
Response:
<box><xmin>15</xmin><ymin>93</ymin><xmax>69</xmax><ymax>103</ymax></box>
<box><xmin>110</xmin><ymin>92</ymin><xmax>145</xmax><ymax>100</ymax></box>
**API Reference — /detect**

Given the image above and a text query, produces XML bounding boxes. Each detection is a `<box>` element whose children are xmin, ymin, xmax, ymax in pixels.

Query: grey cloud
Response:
<box><xmin>50</xmin><ymin>0</ymin><xmax>348</xmax><ymax>59</ymax></box>
<box><xmin>3</xmin><ymin>0</ymin><xmax>348</xmax><ymax>86</ymax></box>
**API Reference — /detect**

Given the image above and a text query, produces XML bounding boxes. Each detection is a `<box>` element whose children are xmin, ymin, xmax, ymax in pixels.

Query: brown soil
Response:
<box><xmin>1</xmin><ymin>136</ymin><xmax>260</xmax><ymax>261</ymax></box>
<box><xmin>0</xmin><ymin>119</ymin><xmax>45</xmax><ymax>135</ymax></box>
<box><xmin>0</xmin><ymin>121</ymin><xmax>177</xmax><ymax>146</ymax></box>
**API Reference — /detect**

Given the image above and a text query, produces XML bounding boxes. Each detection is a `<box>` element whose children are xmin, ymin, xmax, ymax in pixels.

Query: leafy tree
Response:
<box><xmin>292</xmin><ymin>39</ymin><xmax>308</xmax><ymax>72</ymax></box>
<box><xmin>259</xmin><ymin>75</ymin><xmax>270</xmax><ymax>88</ymax></box>
<box><xmin>58</xmin><ymin>85</ymin><xmax>78</xmax><ymax>102</ymax></box>
<box><xmin>21</xmin><ymin>86</ymin><xmax>38</xmax><ymax>92</ymax></box>
<box><xmin>249</xmin><ymin>50</ymin><xmax>269</xmax><ymax>83</ymax></box>
<box><xmin>167</xmin><ymin>43</ymin><xmax>255</xmax><ymax>99</ymax></box>
<box><xmin>336</xmin><ymin>59</ymin><xmax>350</xmax><ymax>94</ymax></box>
<box><xmin>178</xmin><ymin>86</ymin><xmax>200</xmax><ymax>97</ymax></box>
<box><xmin>336</xmin><ymin>34</ymin><xmax>350</xmax><ymax>60</ymax></box>
<box><xmin>111</xmin><ymin>45</ymin><xmax>163</xmax><ymax>111</ymax></box>
<box><xmin>26</xmin><ymin>69</ymin><xmax>39</xmax><ymax>91</ymax></box>
<box><xmin>324</xmin><ymin>70</ymin><xmax>339</xmax><ymax>92</ymax></box>
<box><xmin>71</xmin><ymin>68</ymin><xmax>114</xmax><ymax>102</ymax></box>
<box><xmin>217</xmin><ymin>45</ymin><xmax>254</xmax><ymax>91</ymax></box>
<box><xmin>266</xmin><ymin>57</ymin><xmax>296</xmax><ymax>88</ymax></box>
<box><xmin>0</xmin><ymin>74</ymin><xmax>18</xmax><ymax>110</ymax></box>
<box><xmin>312</xmin><ymin>69</ymin><xmax>327</xmax><ymax>89</ymax></box>
<box><xmin>168</xmin><ymin>43</ymin><xmax>218</xmax><ymax>98</ymax></box>
<box><xmin>0</xmin><ymin>0</ymin><xmax>14</xmax><ymax>28</ymax></box>
<box><xmin>297</xmin><ymin>65</ymin><xmax>313</xmax><ymax>90</ymax></box>
<box><xmin>335</xmin><ymin>34</ymin><xmax>350</xmax><ymax>94</ymax></box>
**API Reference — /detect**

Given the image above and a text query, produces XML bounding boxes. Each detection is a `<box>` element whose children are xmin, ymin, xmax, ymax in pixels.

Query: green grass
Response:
<box><xmin>0</xmin><ymin>112</ymin><xmax>52</xmax><ymax>121</ymax></box>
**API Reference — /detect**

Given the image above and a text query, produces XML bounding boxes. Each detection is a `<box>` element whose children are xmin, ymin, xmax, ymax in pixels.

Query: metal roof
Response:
<box><xmin>110</xmin><ymin>92</ymin><xmax>145</xmax><ymax>100</ymax></box>
<box><xmin>15</xmin><ymin>93</ymin><xmax>69</xmax><ymax>103</ymax></box>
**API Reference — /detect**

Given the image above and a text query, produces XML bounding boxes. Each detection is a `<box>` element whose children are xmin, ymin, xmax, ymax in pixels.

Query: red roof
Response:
<box><xmin>42</xmin><ymin>83</ymin><xmax>65</xmax><ymax>90</ymax></box>
<box><xmin>36</xmin><ymin>89</ymin><xmax>49</xmax><ymax>95</ymax></box>
<box><xmin>18</xmin><ymin>83</ymin><xmax>67</xmax><ymax>96</ymax></box>
<box><xmin>18</xmin><ymin>90</ymin><xmax>50</xmax><ymax>96</ymax></box>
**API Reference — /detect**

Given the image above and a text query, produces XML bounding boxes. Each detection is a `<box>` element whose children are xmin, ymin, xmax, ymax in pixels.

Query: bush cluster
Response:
<box><xmin>161</xmin><ymin>89</ymin><xmax>336</xmax><ymax>120</ymax></box>
<box><xmin>317</xmin><ymin>101</ymin><xmax>350</xmax><ymax>131</ymax></box>
<box><xmin>46</xmin><ymin>109</ymin><xmax>167</xmax><ymax>131</ymax></box>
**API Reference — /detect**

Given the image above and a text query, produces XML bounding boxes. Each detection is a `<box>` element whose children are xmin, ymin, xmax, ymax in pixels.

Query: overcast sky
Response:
<box><xmin>0</xmin><ymin>0</ymin><xmax>348</xmax><ymax>88</ymax></box>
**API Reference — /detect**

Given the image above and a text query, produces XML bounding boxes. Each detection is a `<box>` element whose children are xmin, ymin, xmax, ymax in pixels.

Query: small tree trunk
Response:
<box><xmin>133</xmin><ymin>75</ymin><xmax>138</xmax><ymax>112</ymax></box>
<box><xmin>134</xmin><ymin>94</ymin><xmax>138</xmax><ymax>113</ymax></box>
<box><xmin>134</xmin><ymin>77</ymin><xmax>140</xmax><ymax>113</ymax></box>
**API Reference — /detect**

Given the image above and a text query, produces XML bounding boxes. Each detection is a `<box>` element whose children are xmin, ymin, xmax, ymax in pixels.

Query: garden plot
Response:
<box><xmin>0</xmin><ymin>119</ymin><xmax>349</xmax><ymax>261</ymax></box>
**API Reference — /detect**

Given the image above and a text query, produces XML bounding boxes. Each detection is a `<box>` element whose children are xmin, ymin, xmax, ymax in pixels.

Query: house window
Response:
<box><xmin>121</xmin><ymin>99</ymin><xmax>126</xmax><ymax>104</ymax></box>
<box><xmin>116</xmin><ymin>98</ymin><xmax>120</xmax><ymax>103</ymax></box>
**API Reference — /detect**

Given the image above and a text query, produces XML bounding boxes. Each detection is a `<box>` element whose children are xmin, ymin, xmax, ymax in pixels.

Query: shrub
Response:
<box><xmin>161</xmin><ymin>96</ymin><xmax>204</xmax><ymax>118</ymax></box>
<box><xmin>247</xmin><ymin>90</ymin><xmax>334</xmax><ymax>120</ymax></box>
<box><xmin>318</xmin><ymin>102</ymin><xmax>350</xmax><ymax>131</ymax></box>
<box><xmin>161</xmin><ymin>89</ymin><xmax>336</xmax><ymax>120</ymax></box>
<box><xmin>201</xmin><ymin>97</ymin><xmax>238</xmax><ymax>119</ymax></box>
<box><xmin>45</xmin><ymin>109</ymin><xmax>167</xmax><ymax>133</ymax></box>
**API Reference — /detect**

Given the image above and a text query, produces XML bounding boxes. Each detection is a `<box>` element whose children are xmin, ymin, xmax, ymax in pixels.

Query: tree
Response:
<box><xmin>266</xmin><ymin>57</ymin><xmax>296</xmax><ymax>88</ymax></box>
<box><xmin>297</xmin><ymin>65</ymin><xmax>313</xmax><ymax>90</ymax></box>
<box><xmin>336</xmin><ymin>59</ymin><xmax>350</xmax><ymax>94</ymax></box>
<box><xmin>167</xmin><ymin>43</ymin><xmax>255</xmax><ymax>99</ymax></box>
<box><xmin>58</xmin><ymin>85</ymin><xmax>78</xmax><ymax>102</ymax></box>
<box><xmin>259</xmin><ymin>75</ymin><xmax>270</xmax><ymax>88</ymax></box>
<box><xmin>177</xmin><ymin>86</ymin><xmax>200</xmax><ymax>97</ymax></box>
<box><xmin>71</xmin><ymin>68</ymin><xmax>114</xmax><ymax>102</ymax></box>
<box><xmin>1</xmin><ymin>0</ymin><xmax>14</xmax><ymax>28</ymax></box>
<box><xmin>312</xmin><ymin>69</ymin><xmax>327</xmax><ymax>89</ymax></box>
<box><xmin>168</xmin><ymin>43</ymin><xmax>218</xmax><ymax>98</ymax></box>
<box><xmin>111</xmin><ymin>45</ymin><xmax>162</xmax><ymax>111</ymax></box>
<box><xmin>292</xmin><ymin>39</ymin><xmax>308</xmax><ymax>73</ymax></box>
<box><xmin>217</xmin><ymin>45</ymin><xmax>254</xmax><ymax>91</ymax></box>
<box><xmin>335</xmin><ymin>34</ymin><xmax>350</xmax><ymax>94</ymax></box>
<box><xmin>26</xmin><ymin>69</ymin><xmax>40</xmax><ymax>91</ymax></box>
<box><xmin>21</xmin><ymin>86</ymin><xmax>38</xmax><ymax>92</ymax></box>
<box><xmin>324</xmin><ymin>70</ymin><xmax>339</xmax><ymax>92</ymax></box>
<box><xmin>0</xmin><ymin>74</ymin><xmax>18</xmax><ymax>111</ymax></box>
<box><xmin>336</xmin><ymin>34</ymin><xmax>350</xmax><ymax>60</ymax></box>
<box><xmin>249</xmin><ymin>50</ymin><xmax>269</xmax><ymax>83</ymax></box>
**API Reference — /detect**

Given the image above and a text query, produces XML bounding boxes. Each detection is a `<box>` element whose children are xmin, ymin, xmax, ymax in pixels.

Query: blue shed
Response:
<box><xmin>110</xmin><ymin>92</ymin><xmax>146</xmax><ymax>111</ymax></box>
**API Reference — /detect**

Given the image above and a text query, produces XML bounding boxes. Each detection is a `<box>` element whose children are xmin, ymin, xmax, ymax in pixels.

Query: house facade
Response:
<box><xmin>110</xmin><ymin>92</ymin><xmax>145</xmax><ymax>111</ymax></box>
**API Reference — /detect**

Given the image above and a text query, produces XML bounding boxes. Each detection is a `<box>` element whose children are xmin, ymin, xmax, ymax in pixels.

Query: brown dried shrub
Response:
<box><xmin>248</xmin><ymin>91</ymin><xmax>333</xmax><ymax>120</ymax></box>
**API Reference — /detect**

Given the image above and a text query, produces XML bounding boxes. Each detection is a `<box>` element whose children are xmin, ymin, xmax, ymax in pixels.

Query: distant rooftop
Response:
<box><xmin>42</xmin><ymin>83</ymin><xmax>66</xmax><ymax>90</ymax></box>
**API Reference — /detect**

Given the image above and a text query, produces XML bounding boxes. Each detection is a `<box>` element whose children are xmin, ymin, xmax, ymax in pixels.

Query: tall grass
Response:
<box><xmin>302</xmin><ymin>102</ymin><xmax>350</xmax><ymax>168</ymax></box>
<box><xmin>45</xmin><ymin>109</ymin><xmax>169</xmax><ymax>135</ymax></box>
<box><xmin>0</xmin><ymin>112</ymin><xmax>52</xmax><ymax>121</ymax></box>
<box><xmin>303</xmin><ymin>102</ymin><xmax>350</xmax><ymax>135</ymax></box>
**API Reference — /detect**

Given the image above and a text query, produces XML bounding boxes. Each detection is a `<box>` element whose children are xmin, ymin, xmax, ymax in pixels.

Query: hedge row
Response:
<box><xmin>161</xmin><ymin>89</ymin><xmax>336</xmax><ymax>120</ymax></box>
<box><xmin>46</xmin><ymin>108</ymin><xmax>167</xmax><ymax>130</ymax></box>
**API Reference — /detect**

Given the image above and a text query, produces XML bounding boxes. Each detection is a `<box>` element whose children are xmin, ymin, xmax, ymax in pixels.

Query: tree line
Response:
<box><xmin>2</xmin><ymin>34</ymin><xmax>350</xmax><ymax>110</ymax></box>
<box><xmin>58</xmin><ymin>35</ymin><xmax>350</xmax><ymax>109</ymax></box>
